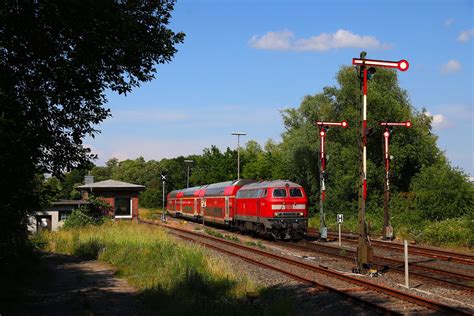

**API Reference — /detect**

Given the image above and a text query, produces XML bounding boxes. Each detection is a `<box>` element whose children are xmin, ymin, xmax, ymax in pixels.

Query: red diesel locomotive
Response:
<box><xmin>166</xmin><ymin>179</ymin><xmax>308</xmax><ymax>239</ymax></box>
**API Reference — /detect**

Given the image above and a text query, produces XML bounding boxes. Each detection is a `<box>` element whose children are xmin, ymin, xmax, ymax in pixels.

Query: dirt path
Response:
<box><xmin>3</xmin><ymin>253</ymin><xmax>138</xmax><ymax>315</ymax></box>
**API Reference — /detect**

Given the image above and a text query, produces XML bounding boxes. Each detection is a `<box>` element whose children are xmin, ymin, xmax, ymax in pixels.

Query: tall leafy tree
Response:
<box><xmin>0</xmin><ymin>1</ymin><xmax>184</xmax><ymax>282</ymax></box>
<box><xmin>280</xmin><ymin>66</ymin><xmax>447</xmax><ymax>218</ymax></box>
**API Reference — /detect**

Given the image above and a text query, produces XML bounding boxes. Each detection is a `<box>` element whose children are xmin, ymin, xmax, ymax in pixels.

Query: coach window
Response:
<box><xmin>289</xmin><ymin>188</ymin><xmax>303</xmax><ymax>197</ymax></box>
<box><xmin>272</xmin><ymin>188</ymin><xmax>287</xmax><ymax>198</ymax></box>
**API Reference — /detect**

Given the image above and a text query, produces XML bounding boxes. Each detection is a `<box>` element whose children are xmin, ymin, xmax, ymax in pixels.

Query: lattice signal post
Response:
<box><xmin>379</xmin><ymin>121</ymin><xmax>412</xmax><ymax>240</ymax></box>
<box><xmin>352</xmin><ymin>52</ymin><xmax>409</xmax><ymax>273</ymax></box>
<box><xmin>315</xmin><ymin>120</ymin><xmax>349</xmax><ymax>241</ymax></box>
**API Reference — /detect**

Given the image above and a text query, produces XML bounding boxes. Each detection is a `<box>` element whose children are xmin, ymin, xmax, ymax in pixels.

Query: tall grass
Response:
<box><xmin>138</xmin><ymin>207</ymin><xmax>162</xmax><ymax>220</ymax></box>
<box><xmin>308</xmin><ymin>213</ymin><xmax>473</xmax><ymax>250</ymax></box>
<box><xmin>36</xmin><ymin>222</ymin><xmax>299</xmax><ymax>314</ymax></box>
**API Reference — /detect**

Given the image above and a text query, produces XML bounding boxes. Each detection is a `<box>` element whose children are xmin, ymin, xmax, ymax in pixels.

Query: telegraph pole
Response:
<box><xmin>352</xmin><ymin>52</ymin><xmax>409</xmax><ymax>273</ymax></box>
<box><xmin>378</xmin><ymin>121</ymin><xmax>412</xmax><ymax>240</ymax></box>
<box><xmin>315</xmin><ymin>120</ymin><xmax>349</xmax><ymax>241</ymax></box>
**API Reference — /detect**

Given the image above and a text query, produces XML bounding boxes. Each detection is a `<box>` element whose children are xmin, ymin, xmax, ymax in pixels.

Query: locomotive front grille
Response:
<box><xmin>274</xmin><ymin>212</ymin><xmax>304</xmax><ymax>217</ymax></box>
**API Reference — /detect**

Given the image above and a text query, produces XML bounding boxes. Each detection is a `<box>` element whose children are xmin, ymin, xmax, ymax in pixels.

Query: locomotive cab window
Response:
<box><xmin>289</xmin><ymin>188</ymin><xmax>303</xmax><ymax>197</ymax></box>
<box><xmin>272</xmin><ymin>188</ymin><xmax>287</xmax><ymax>197</ymax></box>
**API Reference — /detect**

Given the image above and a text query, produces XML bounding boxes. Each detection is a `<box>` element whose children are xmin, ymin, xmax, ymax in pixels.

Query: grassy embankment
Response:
<box><xmin>34</xmin><ymin>221</ymin><xmax>297</xmax><ymax>315</ymax></box>
<box><xmin>308</xmin><ymin>213</ymin><xmax>473</xmax><ymax>250</ymax></box>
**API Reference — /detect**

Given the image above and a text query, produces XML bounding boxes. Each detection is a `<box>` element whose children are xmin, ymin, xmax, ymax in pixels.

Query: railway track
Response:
<box><xmin>276</xmin><ymin>240</ymin><xmax>474</xmax><ymax>292</ymax></box>
<box><xmin>140</xmin><ymin>219</ymin><xmax>472</xmax><ymax>315</ymax></box>
<box><xmin>307</xmin><ymin>228</ymin><xmax>474</xmax><ymax>266</ymax></box>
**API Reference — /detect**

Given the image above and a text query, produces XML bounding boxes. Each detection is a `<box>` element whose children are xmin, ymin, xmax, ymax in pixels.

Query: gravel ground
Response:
<box><xmin>156</xmin><ymin>216</ymin><xmax>474</xmax><ymax>314</ymax></box>
<box><xmin>202</xmin><ymin>246</ymin><xmax>385</xmax><ymax>315</ymax></box>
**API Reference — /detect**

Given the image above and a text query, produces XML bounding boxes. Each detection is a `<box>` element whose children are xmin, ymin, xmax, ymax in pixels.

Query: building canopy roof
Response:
<box><xmin>77</xmin><ymin>179</ymin><xmax>145</xmax><ymax>191</ymax></box>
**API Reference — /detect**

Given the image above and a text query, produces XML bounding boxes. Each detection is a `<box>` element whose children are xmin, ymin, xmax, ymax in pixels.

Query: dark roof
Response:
<box><xmin>240</xmin><ymin>180</ymin><xmax>302</xmax><ymax>190</ymax></box>
<box><xmin>168</xmin><ymin>179</ymin><xmax>255</xmax><ymax>198</ymax></box>
<box><xmin>51</xmin><ymin>200</ymin><xmax>90</xmax><ymax>206</ymax></box>
<box><xmin>77</xmin><ymin>179</ymin><xmax>145</xmax><ymax>190</ymax></box>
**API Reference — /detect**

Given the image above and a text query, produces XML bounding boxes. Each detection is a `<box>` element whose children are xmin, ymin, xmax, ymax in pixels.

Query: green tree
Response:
<box><xmin>280</xmin><ymin>66</ymin><xmax>444</xmax><ymax>218</ymax></box>
<box><xmin>0</xmin><ymin>1</ymin><xmax>184</xmax><ymax>284</ymax></box>
<box><xmin>410</xmin><ymin>158</ymin><xmax>473</xmax><ymax>221</ymax></box>
<box><xmin>191</xmin><ymin>146</ymin><xmax>237</xmax><ymax>185</ymax></box>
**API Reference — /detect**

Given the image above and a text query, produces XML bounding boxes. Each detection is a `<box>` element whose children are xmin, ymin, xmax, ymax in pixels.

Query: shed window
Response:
<box><xmin>115</xmin><ymin>197</ymin><xmax>132</xmax><ymax>217</ymax></box>
<box><xmin>272</xmin><ymin>188</ymin><xmax>287</xmax><ymax>197</ymax></box>
<box><xmin>59</xmin><ymin>211</ymin><xmax>71</xmax><ymax>221</ymax></box>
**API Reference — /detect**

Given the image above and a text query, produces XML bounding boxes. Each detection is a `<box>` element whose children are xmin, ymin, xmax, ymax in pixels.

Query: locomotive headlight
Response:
<box><xmin>299</xmin><ymin>212</ymin><xmax>303</xmax><ymax>216</ymax></box>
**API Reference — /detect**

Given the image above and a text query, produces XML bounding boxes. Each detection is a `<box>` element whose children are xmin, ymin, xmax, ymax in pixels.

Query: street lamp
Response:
<box><xmin>231</xmin><ymin>132</ymin><xmax>246</xmax><ymax>180</ymax></box>
<box><xmin>184</xmin><ymin>159</ymin><xmax>193</xmax><ymax>188</ymax></box>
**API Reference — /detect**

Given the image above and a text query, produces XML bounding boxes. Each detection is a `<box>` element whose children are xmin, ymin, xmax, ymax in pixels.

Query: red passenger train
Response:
<box><xmin>166</xmin><ymin>179</ymin><xmax>308</xmax><ymax>240</ymax></box>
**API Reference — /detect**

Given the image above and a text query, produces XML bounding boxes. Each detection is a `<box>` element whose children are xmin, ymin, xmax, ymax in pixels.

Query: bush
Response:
<box><xmin>421</xmin><ymin>217</ymin><xmax>472</xmax><ymax>248</ymax></box>
<box><xmin>410</xmin><ymin>160</ymin><xmax>473</xmax><ymax>221</ymax></box>
<box><xmin>63</xmin><ymin>208</ymin><xmax>95</xmax><ymax>229</ymax></box>
<box><xmin>62</xmin><ymin>196</ymin><xmax>112</xmax><ymax>229</ymax></box>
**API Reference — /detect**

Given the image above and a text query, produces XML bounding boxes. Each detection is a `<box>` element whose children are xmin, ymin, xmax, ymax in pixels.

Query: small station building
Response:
<box><xmin>77</xmin><ymin>178</ymin><xmax>145</xmax><ymax>220</ymax></box>
<box><xmin>30</xmin><ymin>177</ymin><xmax>145</xmax><ymax>233</ymax></box>
<box><xmin>30</xmin><ymin>199</ymin><xmax>90</xmax><ymax>233</ymax></box>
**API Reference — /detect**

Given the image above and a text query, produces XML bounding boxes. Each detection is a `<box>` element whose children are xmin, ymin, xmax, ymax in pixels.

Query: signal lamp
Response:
<box><xmin>367</xmin><ymin>67</ymin><xmax>376</xmax><ymax>80</ymax></box>
<box><xmin>398</xmin><ymin>60</ymin><xmax>409</xmax><ymax>71</ymax></box>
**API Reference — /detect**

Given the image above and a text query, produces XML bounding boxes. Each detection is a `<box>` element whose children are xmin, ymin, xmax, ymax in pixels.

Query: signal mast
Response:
<box><xmin>378</xmin><ymin>121</ymin><xmax>412</xmax><ymax>240</ymax></box>
<box><xmin>352</xmin><ymin>52</ymin><xmax>409</xmax><ymax>273</ymax></box>
<box><xmin>315</xmin><ymin>120</ymin><xmax>348</xmax><ymax>241</ymax></box>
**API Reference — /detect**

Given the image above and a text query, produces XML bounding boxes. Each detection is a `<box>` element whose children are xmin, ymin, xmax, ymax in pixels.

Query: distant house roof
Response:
<box><xmin>77</xmin><ymin>179</ymin><xmax>145</xmax><ymax>191</ymax></box>
<box><xmin>52</xmin><ymin>200</ymin><xmax>90</xmax><ymax>206</ymax></box>
<box><xmin>42</xmin><ymin>200</ymin><xmax>90</xmax><ymax>212</ymax></box>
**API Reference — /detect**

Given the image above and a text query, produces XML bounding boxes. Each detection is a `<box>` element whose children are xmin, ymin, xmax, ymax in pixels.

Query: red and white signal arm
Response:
<box><xmin>379</xmin><ymin>121</ymin><xmax>412</xmax><ymax>128</ymax></box>
<box><xmin>352</xmin><ymin>58</ymin><xmax>409</xmax><ymax>71</ymax></box>
<box><xmin>316</xmin><ymin>120</ymin><xmax>349</xmax><ymax>128</ymax></box>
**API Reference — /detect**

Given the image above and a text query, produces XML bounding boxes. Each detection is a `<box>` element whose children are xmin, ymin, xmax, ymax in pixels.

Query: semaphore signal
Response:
<box><xmin>315</xmin><ymin>120</ymin><xmax>349</xmax><ymax>241</ymax></box>
<box><xmin>352</xmin><ymin>52</ymin><xmax>409</xmax><ymax>274</ymax></box>
<box><xmin>378</xmin><ymin>121</ymin><xmax>412</xmax><ymax>240</ymax></box>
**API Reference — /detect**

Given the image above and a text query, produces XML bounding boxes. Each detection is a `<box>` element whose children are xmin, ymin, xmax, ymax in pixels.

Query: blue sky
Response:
<box><xmin>86</xmin><ymin>0</ymin><xmax>473</xmax><ymax>175</ymax></box>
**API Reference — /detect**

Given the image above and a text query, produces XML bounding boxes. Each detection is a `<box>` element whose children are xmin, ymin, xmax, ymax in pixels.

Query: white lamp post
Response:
<box><xmin>184</xmin><ymin>159</ymin><xmax>193</xmax><ymax>188</ymax></box>
<box><xmin>231</xmin><ymin>132</ymin><xmax>246</xmax><ymax>180</ymax></box>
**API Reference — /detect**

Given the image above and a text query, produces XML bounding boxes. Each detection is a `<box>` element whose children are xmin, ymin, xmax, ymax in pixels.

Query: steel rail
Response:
<box><xmin>279</xmin><ymin>240</ymin><xmax>474</xmax><ymax>292</ymax></box>
<box><xmin>163</xmin><ymin>229</ymin><xmax>395</xmax><ymax>315</ymax></box>
<box><xmin>140</xmin><ymin>219</ymin><xmax>470</xmax><ymax>315</ymax></box>
<box><xmin>307</xmin><ymin>228</ymin><xmax>474</xmax><ymax>265</ymax></box>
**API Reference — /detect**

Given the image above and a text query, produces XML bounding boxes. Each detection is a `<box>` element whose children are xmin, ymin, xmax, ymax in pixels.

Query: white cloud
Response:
<box><xmin>457</xmin><ymin>29</ymin><xmax>474</xmax><ymax>42</ymax></box>
<box><xmin>249</xmin><ymin>29</ymin><xmax>391</xmax><ymax>52</ymax></box>
<box><xmin>424</xmin><ymin>112</ymin><xmax>450</xmax><ymax>129</ymax></box>
<box><xmin>441</xmin><ymin>60</ymin><xmax>461</xmax><ymax>74</ymax></box>
<box><xmin>444</xmin><ymin>18</ymin><xmax>454</xmax><ymax>27</ymax></box>
<box><xmin>248</xmin><ymin>30</ymin><xmax>293</xmax><ymax>51</ymax></box>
